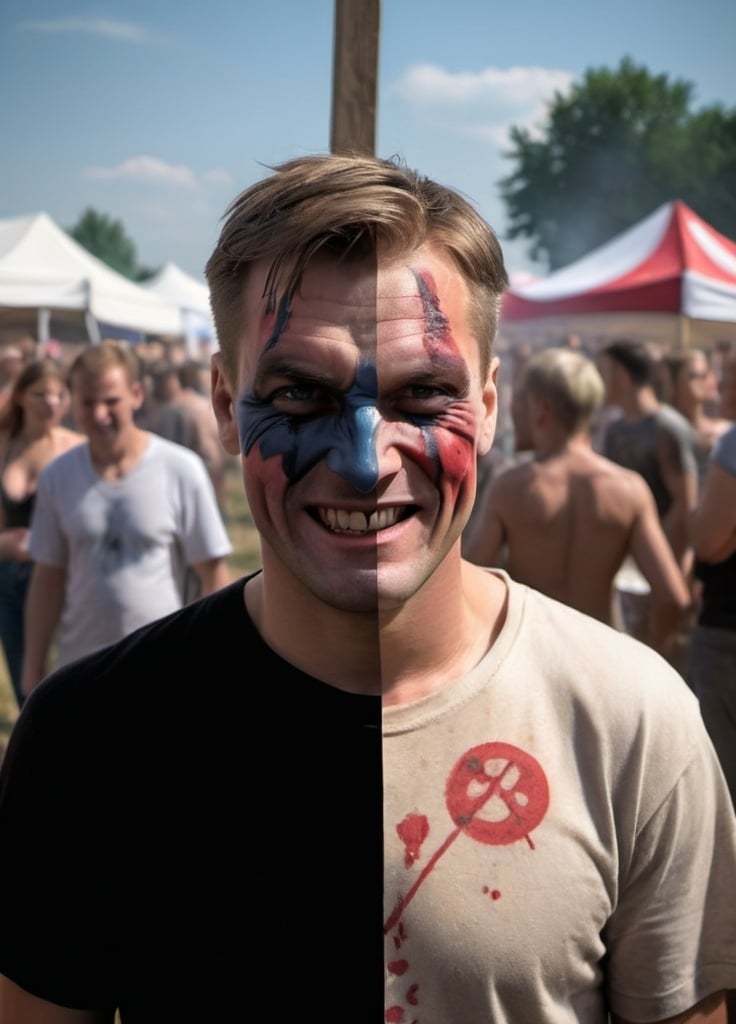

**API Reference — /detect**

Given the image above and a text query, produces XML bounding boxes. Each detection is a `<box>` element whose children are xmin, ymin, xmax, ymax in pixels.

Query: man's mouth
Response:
<box><xmin>314</xmin><ymin>506</ymin><xmax>414</xmax><ymax>534</ymax></box>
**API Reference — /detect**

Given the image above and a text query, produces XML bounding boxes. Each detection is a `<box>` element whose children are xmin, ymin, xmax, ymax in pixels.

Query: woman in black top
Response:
<box><xmin>0</xmin><ymin>357</ymin><xmax>82</xmax><ymax>705</ymax></box>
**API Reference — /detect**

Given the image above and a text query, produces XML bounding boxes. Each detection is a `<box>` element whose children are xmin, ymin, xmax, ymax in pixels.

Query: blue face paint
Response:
<box><xmin>237</xmin><ymin>361</ymin><xmax>381</xmax><ymax>493</ymax></box>
<box><xmin>264</xmin><ymin>293</ymin><xmax>292</xmax><ymax>351</ymax></box>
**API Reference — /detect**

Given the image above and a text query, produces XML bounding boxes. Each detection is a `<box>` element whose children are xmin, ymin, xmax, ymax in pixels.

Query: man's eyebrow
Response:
<box><xmin>252</xmin><ymin>356</ymin><xmax>337</xmax><ymax>392</ymax></box>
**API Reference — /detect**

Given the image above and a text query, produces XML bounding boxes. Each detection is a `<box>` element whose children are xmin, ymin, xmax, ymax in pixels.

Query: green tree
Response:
<box><xmin>499</xmin><ymin>58</ymin><xmax>736</xmax><ymax>269</ymax></box>
<box><xmin>68</xmin><ymin>208</ymin><xmax>139</xmax><ymax>279</ymax></box>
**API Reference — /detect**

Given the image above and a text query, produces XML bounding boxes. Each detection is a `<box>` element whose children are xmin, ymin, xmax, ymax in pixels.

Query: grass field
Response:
<box><xmin>0</xmin><ymin>455</ymin><xmax>263</xmax><ymax>762</ymax></box>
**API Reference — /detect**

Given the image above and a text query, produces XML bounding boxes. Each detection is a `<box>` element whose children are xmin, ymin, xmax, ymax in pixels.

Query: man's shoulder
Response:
<box><xmin>39</xmin><ymin>440</ymin><xmax>89</xmax><ymax>479</ymax></box>
<box><xmin>145</xmin><ymin>431</ymin><xmax>208</xmax><ymax>473</ymax></box>
<box><xmin>654</xmin><ymin>403</ymin><xmax>697</xmax><ymax>439</ymax></box>
<box><xmin>20</xmin><ymin>578</ymin><xmax>253</xmax><ymax>718</ymax></box>
<box><xmin>487</xmin><ymin>455</ymin><xmax>535</xmax><ymax>495</ymax></box>
<box><xmin>519</xmin><ymin>581</ymin><xmax>695</xmax><ymax>707</ymax></box>
<box><xmin>584</xmin><ymin>450</ymin><xmax>650</xmax><ymax>500</ymax></box>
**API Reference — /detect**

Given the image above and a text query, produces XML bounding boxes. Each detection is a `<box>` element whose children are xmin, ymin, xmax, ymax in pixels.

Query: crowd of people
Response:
<box><xmin>466</xmin><ymin>336</ymin><xmax>736</xmax><ymax>804</ymax></box>
<box><xmin>0</xmin><ymin>341</ymin><xmax>232</xmax><ymax>710</ymax></box>
<box><xmin>0</xmin><ymin>153</ymin><xmax>733</xmax><ymax>1021</ymax></box>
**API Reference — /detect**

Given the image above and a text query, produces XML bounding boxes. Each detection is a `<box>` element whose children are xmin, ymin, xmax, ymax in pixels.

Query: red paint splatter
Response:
<box><xmin>385</xmin><ymin>742</ymin><xmax>549</xmax><ymax>934</ymax></box>
<box><xmin>386</xmin><ymin>1007</ymin><xmax>404</xmax><ymax>1023</ymax></box>
<box><xmin>407</xmin><ymin>984</ymin><xmax>419</xmax><ymax>1006</ymax></box>
<box><xmin>392</xmin><ymin>921</ymin><xmax>408</xmax><ymax>950</ymax></box>
<box><xmin>388</xmin><ymin>959</ymin><xmax>409</xmax><ymax>976</ymax></box>
<box><xmin>397</xmin><ymin>813</ymin><xmax>429</xmax><ymax>867</ymax></box>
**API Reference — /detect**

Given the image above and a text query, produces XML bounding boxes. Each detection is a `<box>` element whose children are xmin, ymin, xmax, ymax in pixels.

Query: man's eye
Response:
<box><xmin>270</xmin><ymin>384</ymin><xmax>338</xmax><ymax>414</ymax></box>
<box><xmin>405</xmin><ymin>385</ymin><xmax>447</xmax><ymax>400</ymax></box>
<box><xmin>396</xmin><ymin>384</ymin><xmax>452</xmax><ymax>405</ymax></box>
<box><xmin>276</xmin><ymin>385</ymin><xmax>324</xmax><ymax>401</ymax></box>
<box><xmin>391</xmin><ymin>383</ymin><xmax>455</xmax><ymax>419</ymax></box>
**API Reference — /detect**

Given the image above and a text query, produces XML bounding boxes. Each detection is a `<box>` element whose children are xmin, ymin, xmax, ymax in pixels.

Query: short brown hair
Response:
<box><xmin>69</xmin><ymin>340</ymin><xmax>142</xmax><ymax>388</ymax></box>
<box><xmin>206</xmin><ymin>154</ymin><xmax>508</xmax><ymax>381</ymax></box>
<box><xmin>600</xmin><ymin>339</ymin><xmax>656</xmax><ymax>387</ymax></box>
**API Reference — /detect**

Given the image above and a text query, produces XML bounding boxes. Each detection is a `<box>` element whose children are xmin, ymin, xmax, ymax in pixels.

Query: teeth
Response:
<box><xmin>319</xmin><ymin>507</ymin><xmax>402</xmax><ymax>533</ymax></box>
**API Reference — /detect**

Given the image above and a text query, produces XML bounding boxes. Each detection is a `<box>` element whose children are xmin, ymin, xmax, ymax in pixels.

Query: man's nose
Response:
<box><xmin>325</xmin><ymin>400</ymin><xmax>380</xmax><ymax>493</ymax></box>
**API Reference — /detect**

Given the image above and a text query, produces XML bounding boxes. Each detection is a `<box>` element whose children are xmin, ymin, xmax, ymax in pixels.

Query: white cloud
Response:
<box><xmin>84</xmin><ymin>156</ymin><xmax>200</xmax><ymax>189</ymax></box>
<box><xmin>202</xmin><ymin>168</ymin><xmax>235</xmax><ymax>187</ymax></box>
<box><xmin>391</xmin><ymin>63</ymin><xmax>575</xmax><ymax>145</ymax></box>
<box><xmin>17</xmin><ymin>16</ymin><xmax>162</xmax><ymax>43</ymax></box>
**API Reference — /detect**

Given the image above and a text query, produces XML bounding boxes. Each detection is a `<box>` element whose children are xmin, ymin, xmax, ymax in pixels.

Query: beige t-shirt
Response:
<box><xmin>383</xmin><ymin>573</ymin><xmax>736</xmax><ymax>1023</ymax></box>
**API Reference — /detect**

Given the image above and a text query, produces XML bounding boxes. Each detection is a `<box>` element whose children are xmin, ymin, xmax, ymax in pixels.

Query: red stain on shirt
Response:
<box><xmin>397</xmin><ymin>813</ymin><xmax>430</xmax><ymax>867</ymax></box>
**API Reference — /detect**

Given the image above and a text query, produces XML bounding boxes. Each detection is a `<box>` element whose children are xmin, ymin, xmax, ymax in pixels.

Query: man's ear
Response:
<box><xmin>211</xmin><ymin>354</ymin><xmax>241</xmax><ymax>456</ymax></box>
<box><xmin>130</xmin><ymin>379</ymin><xmax>145</xmax><ymax>412</ymax></box>
<box><xmin>478</xmin><ymin>356</ymin><xmax>499</xmax><ymax>456</ymax></box>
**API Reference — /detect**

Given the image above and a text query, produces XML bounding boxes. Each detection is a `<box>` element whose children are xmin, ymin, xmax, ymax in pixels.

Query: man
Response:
<box><xmin>598</xmin><ymin>339</ymin><xmax>699</xmax><ymax>574</ymax></box>
<box><xmin>0</xmin><ymin>157</ymin><xmax>734</xmax><ymax>1022</ymax></box>
<box><xmin>20</xmin><ymin>341</ymin><xmax>231</xmax><ymax>693</ymax></box>
<box><xmin>176</xmin><ymin>359</ymin><xmax>228</xmax><ymax>511</ymax></box>
<box><xmin>464</xmin><ymin>347</ymin><xmax>690</xmax><ymax>652</ymax></box>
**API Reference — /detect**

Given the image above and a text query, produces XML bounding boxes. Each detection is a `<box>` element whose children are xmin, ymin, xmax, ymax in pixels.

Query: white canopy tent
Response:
<box><xmin>0</xmin><ymin>212</ymin><xmax>182</xmax><ymax>345</ymax></box>
<box><xmin>142</xmin><ymin>262</ymin><xmax>216</xmax><ymax>355</ymax></box>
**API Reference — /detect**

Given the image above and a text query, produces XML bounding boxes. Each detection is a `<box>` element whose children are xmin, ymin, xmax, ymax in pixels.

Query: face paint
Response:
<box><xmin>405</xmin><ymin>270</ymin><xmax>479</xmax><ymax>493</ymax></box>
<box><xmin>264</xmin><ymin>293</ymin><xmax>292</xmax><ymax>352</ymax></box>
<box><xmin>413</xmin><ymin>270</ymin><xmax>451</xmax><ymax>355</ymax></box>
<box><xmin>228</xmin><ymin>246</ymin><xmax>496</xmax><ymax>614</ymax></box>
<box><xmin>237</xmin><ymin>361</ymin><xmax>382</xmax><ymax>493</ymax></box>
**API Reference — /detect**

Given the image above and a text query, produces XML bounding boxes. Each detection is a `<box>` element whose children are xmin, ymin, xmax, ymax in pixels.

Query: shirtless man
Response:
<box><xmin>464</xmin><ymin>347</ymin><xmax>690</xmax><ymax>651</ymax></box>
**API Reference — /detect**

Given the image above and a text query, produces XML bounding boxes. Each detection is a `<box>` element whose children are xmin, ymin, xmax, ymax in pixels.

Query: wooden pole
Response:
<box><xmin>330</xmin><ymin>0</ymin><xmax>380</xmax><ymax>156</ymax></box>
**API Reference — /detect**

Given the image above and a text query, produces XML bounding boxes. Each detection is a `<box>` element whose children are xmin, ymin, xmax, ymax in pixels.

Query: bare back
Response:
<box><xmin>472</xmin><ymin>447</ymin><xmax>658</xmax><ymax>623</ymax></box>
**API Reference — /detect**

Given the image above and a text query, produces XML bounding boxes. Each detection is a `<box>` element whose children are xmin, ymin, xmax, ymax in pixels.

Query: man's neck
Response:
<box><xmin>244</xmin><ymin>551</ymin><xmax>507</xmax><ymax>706</ymax></box>
<box><xmin>621</xmin><ymin>385</ymin><xmax>660</xmax><ymax>421</ymax></box>
<box><xmin>88</xmin><ymin>427</ymin><xmax>149</xmax><ymax>480</ymax></box>
<box><xmin>532</xmin><ymin>427</ymin><xmax>590</xmax><ymax>461</ymax></box>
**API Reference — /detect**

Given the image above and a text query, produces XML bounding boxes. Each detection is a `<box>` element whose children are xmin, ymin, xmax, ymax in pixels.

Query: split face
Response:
<box><xmin>213</xmin><ymin>243</ymin><xmax>498</xmax><ymax>613</ymax></box>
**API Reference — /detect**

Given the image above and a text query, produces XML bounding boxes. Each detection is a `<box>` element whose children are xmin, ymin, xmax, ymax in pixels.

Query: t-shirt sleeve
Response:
<box><xmin>174</xmin><ymin>451</ymin><xmax>232</xmax><ymax>563</ymax></box>
<box><xmin>604</xmin><ymin>729</ymin><xmax>736</xmax><ymax>1021</ymax></box>
<box><xmin>0</xmin><ymin>685</ymin><xmax>119</xmax><ymax>1010</ymax></box>
<box><xmin>655</xmin><ymin>413</ymin><xmax>698</xmax><ymax>481</ymax></box>
<box><xmin>28</xmin><ymin>464</ymin><xmax>68</xmax><ymax>567</ymax></box>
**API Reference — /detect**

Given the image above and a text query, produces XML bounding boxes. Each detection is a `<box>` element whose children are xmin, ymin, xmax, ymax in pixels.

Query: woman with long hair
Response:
<box><xmin>0</xmin><ymin>357</ymin><xmax>82</xmax><ymax>706</ymax></box>
<box><xmin>663</xmin><ymin>348</ymin><xmax>731</xmax><ymax>481</ymax></box>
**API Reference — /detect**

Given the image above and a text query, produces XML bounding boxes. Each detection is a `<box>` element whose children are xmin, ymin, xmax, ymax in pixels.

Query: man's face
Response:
<box><xmin>214</xmin><ymin>244</ymin><xmax>498</xmax><ymax>613</ymax></box>
<box><xmin>71</xmin><ymin>367</ymin><xmax>143</xmax><ymax>448</ymax></box>
<box><xmin>679</xmin><ymin>351</ymin><xmax>717</xmax><ymax>406</ymax></box>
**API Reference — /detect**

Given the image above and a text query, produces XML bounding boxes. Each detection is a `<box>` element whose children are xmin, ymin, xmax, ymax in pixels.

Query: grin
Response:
<box><xmin>315</xmin><ymin>506</ymin><xmax>415</xmax><ymax>535</ymax></box>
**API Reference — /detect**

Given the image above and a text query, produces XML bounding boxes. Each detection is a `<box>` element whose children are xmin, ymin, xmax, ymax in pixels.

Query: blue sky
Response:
<box><xmin>2</xmin><ymin>0</ymin><xmax>735</xmax><ymax>280</ymax></box>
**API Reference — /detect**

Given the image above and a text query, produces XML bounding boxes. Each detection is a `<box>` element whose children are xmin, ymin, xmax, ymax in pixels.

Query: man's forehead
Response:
<box><xmin>72</xmin><ymin>367</ymin><xmax>132</xmax><ymax>392</ymax></box>
<box><xmin>241</xmin><ymin>247</ymin><xmax>467</xmax><ymax>350</ymax></box>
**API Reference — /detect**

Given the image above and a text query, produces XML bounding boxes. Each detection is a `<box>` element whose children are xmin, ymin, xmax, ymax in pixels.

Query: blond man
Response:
<box><xmin>465</xmin><ymin>347</ymin><xmax>691</xmax><ymax>651</ymax></box>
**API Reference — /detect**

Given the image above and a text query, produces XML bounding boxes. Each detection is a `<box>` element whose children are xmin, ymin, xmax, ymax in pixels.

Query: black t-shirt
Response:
<box><xmin>0</xmin><ymin>578</ymin><xmax>384</xmax><ymax>1021</ymax></box>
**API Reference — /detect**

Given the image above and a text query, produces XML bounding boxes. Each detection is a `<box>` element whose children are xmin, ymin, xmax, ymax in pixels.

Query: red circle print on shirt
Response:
<box><xmin>445</xmin><ymin>741</ymin><xmax>549</xmax><ymax>846</ymax></box>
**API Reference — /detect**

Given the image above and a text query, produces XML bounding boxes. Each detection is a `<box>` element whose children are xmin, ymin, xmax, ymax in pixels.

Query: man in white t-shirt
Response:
<box><xmin>0</xmin><ymin>157</ymin><xmax>734</xmax><ymax>1022</ymax></box>
<box><xmin>21</xmin><ymin>341</ymin><xmax>231</xmax><ymax>693</ymax></box>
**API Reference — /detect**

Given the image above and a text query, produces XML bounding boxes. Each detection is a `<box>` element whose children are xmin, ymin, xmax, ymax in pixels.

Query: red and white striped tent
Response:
<box><xmin>500</xmin><ymin>201</ymin><xmax>736</xmax><ymax>350</ymax></box>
